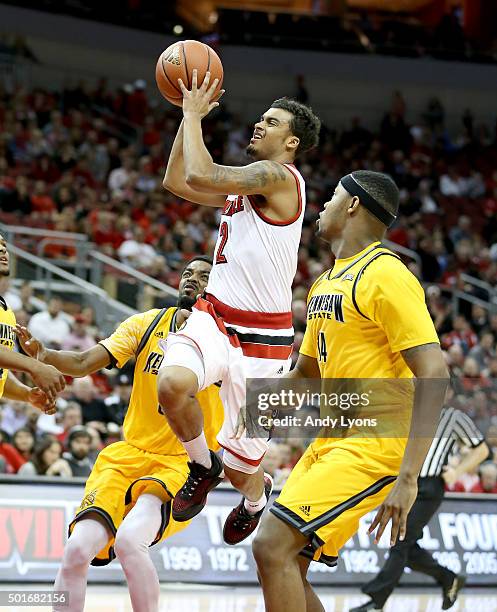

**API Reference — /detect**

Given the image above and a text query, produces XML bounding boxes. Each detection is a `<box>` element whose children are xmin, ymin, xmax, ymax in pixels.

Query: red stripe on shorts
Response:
<box><xmin>219</xmin><ymin>443</ymin><xmax>266</xmax><ymax>467</ymax></box>
<box><xmin>239</xmin><ymin>342</ymin><xmax>293</xmax><ymax>360</ymax></box>
<box><xmin>204</xmin><ymin>293</ymin><xmax>292</xmax><ymax>330</ymax></box>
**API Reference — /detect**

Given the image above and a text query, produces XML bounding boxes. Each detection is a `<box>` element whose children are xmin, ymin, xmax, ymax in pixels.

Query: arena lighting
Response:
<box><xmin>173</xmin><ymin>24</ymin><xmax>184</xmax><ymax>35</ymax></box>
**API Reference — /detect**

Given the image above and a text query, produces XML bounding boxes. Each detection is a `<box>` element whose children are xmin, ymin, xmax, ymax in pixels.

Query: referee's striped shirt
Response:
<box><xmin>419</xmin><ymin>406</ymin><xmax>485</xmax><ymax>478</ymax></box>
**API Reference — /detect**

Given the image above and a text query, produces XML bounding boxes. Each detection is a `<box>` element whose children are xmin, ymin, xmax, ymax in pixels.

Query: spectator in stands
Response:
<box><xmin>470</xmin><ymin>461</ymin><xmax>497</xmax><ymax>493</ymax></box>
<box><xmin>18</xmin><ymin>437</ymin><xmax>71</xmax><ymax>477</ymax></box>
<box><xmin>12</xmin><ymin>427</ymin><xmax>34</xmax><ymax>463</ymax></box>
<box><xmin>472</xmin><ymin>391</ymin><xmax>491</xmax><ymax>434</ymax></box>
<box><xmin>108</xmin><ymin>154</ymin><xmax>135</xmax><ymax>195</ymax></box>
<box><xmin>62</xmin><ymin>426</ymin><xmax>93</xmax><ymax>477</ymax></box>
<box><xmin>0</xmin><ymin>400</ymin><xmax>27</xmax><ymax>435</ymax></box>
<box><xmin>80</xmin><ymin>306</ymin><xmax>100</xmax><ymax>340</ymax></box>
<box><xmin>27</xmin><ymin>296</ymin><xmax>71</xmax><ymax>348</ymax></box>
<box><xmin>469</xmin><ymin>331</ymin><xmax>495</xmax><ymax>369</ymax></box>
<box><xmin>486</xmin><ymin>425</ymin><xmax>497</xmax><ymax>458</ymax></box>
<box><xmin>18</xmin><ymin>281</ymin><xmax>38</xmax><ymax>315</ymax></box>
<box><xmin>0</xmin><ymin>277</ymin><xmax>22</xmax><ymax>311</ymax></box>
<box><xmin>61</xmin><ymin>314</ymin><xmax>96</xmax><ymax>352</ymax></box>
<box><xmin>57</xmin><ymin>402</ymin><xmax>83</xmax><ymax>446</ymax></box>
<box><xmin>69</xmin><ymin>376</ymin><xmax>115</xmax><ymax>426</ymax></box>
<box><xmin>104</xmin><ymin>374</ymin><xmax>132</xmax><ymax>425</ymax></box>
<box><xmin>117</xmin><ymin>226</ymin><xmax>160</xmax><ymax>270</ymax></box>
<box><xmin>0</xmin><ymin>429</ymin><xmax>25</xmax><ymax>473</ymax></box>
<box><xmin>86</xmin><ymin>425</ymin><xmax>103</xmax><ymax>463</ymax></box>
<box><xmin>30</xmin><ymin>180</ymin><xmax>56</xmax><ymax>215</ymax></box>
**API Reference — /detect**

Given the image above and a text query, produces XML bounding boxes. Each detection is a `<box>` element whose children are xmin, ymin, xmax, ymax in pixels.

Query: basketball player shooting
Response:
<box><xmin>158</xmin><ymin>70</ymin><xmax>321</xmax><ymax>544</ymax></box>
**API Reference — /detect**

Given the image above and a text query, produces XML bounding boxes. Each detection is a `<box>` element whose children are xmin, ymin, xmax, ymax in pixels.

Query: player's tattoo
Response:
<box><xmin>211</xmin><ymin>161</ymin><xmax>288</xmax><ymax>191</ymax></box>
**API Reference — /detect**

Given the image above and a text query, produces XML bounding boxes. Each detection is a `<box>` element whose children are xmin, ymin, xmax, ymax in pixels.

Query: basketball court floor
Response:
<box><xmin>5</xmin><ymin>584</ymin><xmax>497</xmax><ymax>612</ymax></box>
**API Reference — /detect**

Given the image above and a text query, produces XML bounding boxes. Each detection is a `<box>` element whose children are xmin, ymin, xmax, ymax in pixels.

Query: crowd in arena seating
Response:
<box><xmin>0</xmin><ymin>78</ymin><xmax>496</xmax><ymax>489</ymax></box>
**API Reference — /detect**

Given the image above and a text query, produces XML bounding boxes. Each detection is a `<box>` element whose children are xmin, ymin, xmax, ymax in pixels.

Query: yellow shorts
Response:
<box><xmin>271</xmin><ymin>437</ymin><xmax>406</xmax><ymax>566</ymax></box>
<box><xmin>69</xmin><ymin>441</ymin><xmax>191</xmax><ymax>565</ymax></box>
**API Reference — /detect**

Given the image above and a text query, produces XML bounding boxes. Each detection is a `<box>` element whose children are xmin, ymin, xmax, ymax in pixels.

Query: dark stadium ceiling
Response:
<box><xmin>177</xmin><ymin>0</ymin><xmax>443</xmax><ymax>31</ymax></box>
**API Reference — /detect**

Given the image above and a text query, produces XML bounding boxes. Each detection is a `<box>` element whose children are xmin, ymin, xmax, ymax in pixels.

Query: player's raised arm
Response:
<box><xmin>179</xmin><ymin>72</ymin><xmax>299</xmax><ymax>200</ymax></box>
<box><xmin>162</xmin><ymin>120</ymin><xmax>227</xmax><ymax>208</ymax></box>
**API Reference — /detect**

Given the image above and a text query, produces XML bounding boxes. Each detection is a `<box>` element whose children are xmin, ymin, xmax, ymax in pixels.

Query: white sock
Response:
<box><xmin>53</xmin><ymin>518</ymin><xmax>109</xmax><ymax>612</ymax></box>
<box><xmin>114</xmin><ymin>494</ymin><xmax>163</xmax><ymax>612</ymax></box>
<box><xmin>182</xmin><ymin>431</ymin><xmax>212</xmax><ymax>469</ymax></box>
<box><xmin>244</xmin><ymin>489</ymin><xmax>267</xmax><ymax>515</ymax></box>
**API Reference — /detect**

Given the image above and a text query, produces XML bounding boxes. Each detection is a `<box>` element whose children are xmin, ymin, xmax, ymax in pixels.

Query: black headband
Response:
<box><xmin>340</xmin><ymin>174</ymin><xmax>397</xmax><ymax>227</ymax></box>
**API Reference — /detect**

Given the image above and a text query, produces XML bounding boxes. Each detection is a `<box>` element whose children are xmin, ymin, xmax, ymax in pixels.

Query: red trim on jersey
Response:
<box><xmin>204</xmin><ymin>293</ymin><xmax>292</xmax><ymax>330</ymax></box>
<box><xmin>247</xmin><ymin>164</ymin><xmax>303</xmax><ymax>227</ymax></box>
<box><xmin>239</xmin><ymin>342</ymin><xmax>293</xmax><ymax>360</ymax></box>
<box><xmin>218</xmin><ymin>443</ymin><xmax>265</xmax><ymax>467</ymax></box>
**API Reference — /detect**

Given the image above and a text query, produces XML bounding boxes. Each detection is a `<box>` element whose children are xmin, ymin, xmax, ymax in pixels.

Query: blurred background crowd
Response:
<box><xmin>0</xmin><ymin>72</ymin><xmax>496</xmax><ymax>493</ymax></box>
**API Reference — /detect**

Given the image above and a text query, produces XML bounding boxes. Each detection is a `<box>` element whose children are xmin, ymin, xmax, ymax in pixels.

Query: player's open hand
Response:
<box><xmin>368</xmin><ymin>476</ymin><xmax>417</xmax><ymax>546</ymax></box>
<box><xmin>178</xmin><ymin>69</ymin><xmax>224</xmax><ymax>119</ymax></box>
<box><xmin>28</xmin><ymin>387</ymin><xmax>57</xmax><ymax>415</ymax></box>
<box><xmin>15</xmin><ymin>325</ymin><xmax>46</xmax><ymax>360</ymax></box>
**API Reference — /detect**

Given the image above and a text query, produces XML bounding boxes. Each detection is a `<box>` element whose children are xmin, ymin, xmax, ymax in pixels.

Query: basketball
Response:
<box><xmin>155</xmin><ymin>40</ymin><xmax>223</xmax><ymax>107</ymax></box>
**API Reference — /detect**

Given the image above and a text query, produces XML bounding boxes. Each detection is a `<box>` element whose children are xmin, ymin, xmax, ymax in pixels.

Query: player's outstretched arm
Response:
<box><xmin>163</xmin><ymin>120</ymin><xmax>227</xmax><ymax>208</ymax></box>
<box><xmin>0</xmin><ymin>344</ymin><xmax>65</xmax><ymax>402</ymax></box>
<box><xmin>3</xmin><ymin>371</ymin><xmax>57</xmax><ymax>415</ymax></box>
<box><xmin>16</xmin><ymin>325</ymin><xmax>111</xmax><ymax>377</ymax></box>
<box><xmin>369</xmin><ymin>342</ymin><xmax>449</xmax><ymax>546</ymax></box>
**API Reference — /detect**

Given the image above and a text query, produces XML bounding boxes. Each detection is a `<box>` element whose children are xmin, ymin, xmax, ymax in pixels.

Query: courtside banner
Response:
<box><xmin>0</xmin><ymin>479</ymin><xmax>496</xmax><ymax>586</ymax></box>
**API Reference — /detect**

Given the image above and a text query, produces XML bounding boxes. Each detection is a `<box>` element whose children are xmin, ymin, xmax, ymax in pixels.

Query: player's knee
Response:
<box><xmin>63</xmin><ymin>535</ymin><xmax>94</xmax><ymax>569</ymax></box>
<box><xmin>252</xmin><ymin>524</ymin><xmax>283</xmax><ymax>570</ymax></box>
<box><xmin>157</xmin><ymin>367</ymin><xmax>197</xmax><ymax>412</ymax></box>
<box><xmin>114</xmin><ymin>528</ymin><xmax>141</xmax><ymax>561</ymax></box>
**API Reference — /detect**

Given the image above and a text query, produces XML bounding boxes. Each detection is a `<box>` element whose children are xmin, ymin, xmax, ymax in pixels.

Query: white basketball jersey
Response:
<box><xmin>205</xmin><ymin>163</ymin><xmax>305</xmax><ymax>314</ymax></box>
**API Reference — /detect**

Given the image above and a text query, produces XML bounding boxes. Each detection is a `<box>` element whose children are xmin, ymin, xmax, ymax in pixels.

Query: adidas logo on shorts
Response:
<box><xmin>276</xmin><ymin>366</ymin><xmax>284</xmax><ymax>375</ymax></box>
<box><xmin>299</xmin><ymin>505</ymin><xmax>311</xmax><ymax>517</ymax></box>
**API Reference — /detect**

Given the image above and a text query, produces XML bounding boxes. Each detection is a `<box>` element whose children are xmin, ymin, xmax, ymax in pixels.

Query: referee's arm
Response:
<box><xmin>442</xmin><ymin>443</ymin><xmax>489</xmax><ymax>487</ymax></box>
<box><xmin>443</xmin><ymin>411</ymin><xmax>490</xmax><ymax>487</ymax></box>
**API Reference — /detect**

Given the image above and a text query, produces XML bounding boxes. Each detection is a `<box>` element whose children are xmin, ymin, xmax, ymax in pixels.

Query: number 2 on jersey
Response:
<box><xmin>317</xmin><ymin>331</ymin><xmax>327</xmax><ymax>362</ymax></box>
<box><xmin>215</xmin><ymin>221</ymin><xmax>229</xmax><ymax>264</ymax></box>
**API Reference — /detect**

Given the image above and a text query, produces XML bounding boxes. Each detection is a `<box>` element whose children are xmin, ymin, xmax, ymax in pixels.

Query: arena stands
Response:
<box><xmin>0</xmin><ymin>78</ymin><xmax>496</xmax><ymax>489</ymax></box>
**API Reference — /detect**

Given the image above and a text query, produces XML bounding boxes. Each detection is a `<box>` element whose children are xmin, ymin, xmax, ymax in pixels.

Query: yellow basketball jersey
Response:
<box><xmin>0</xmin><ymin>300</ymin><xmax>16</xmax><ymax>398</ymax></box>
<box><xmin>100</xmin><ymin>307</ymin><xmax>223</xmax><ymax>455</ymax></box>
<box><xmin>300</xmin><ymin>242</ymin><xmax>439</xmax><ymax>379</ymax></box>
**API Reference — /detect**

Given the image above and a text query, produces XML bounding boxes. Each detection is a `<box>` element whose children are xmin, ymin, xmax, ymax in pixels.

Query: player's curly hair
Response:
<box><xmin>351</xmin><ymin>170</ymin><xmax>400</xmax><ymax>218</ymax></box>
<box><xmin>271</xmin><ymin>98</ymin><xmax>321</xmax><ymax>155</ymax></box>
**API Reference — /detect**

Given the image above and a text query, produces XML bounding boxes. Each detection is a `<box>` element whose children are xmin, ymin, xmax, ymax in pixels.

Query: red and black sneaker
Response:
<box><xmin>223</xmin><ymin>473</ymin><xmax>273</xmax><ymax>545</ymax></box>
<box><xmin>172</xmin><ymin>450</ymin><xmax>223</xmax><ymax>522</ymax></box>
